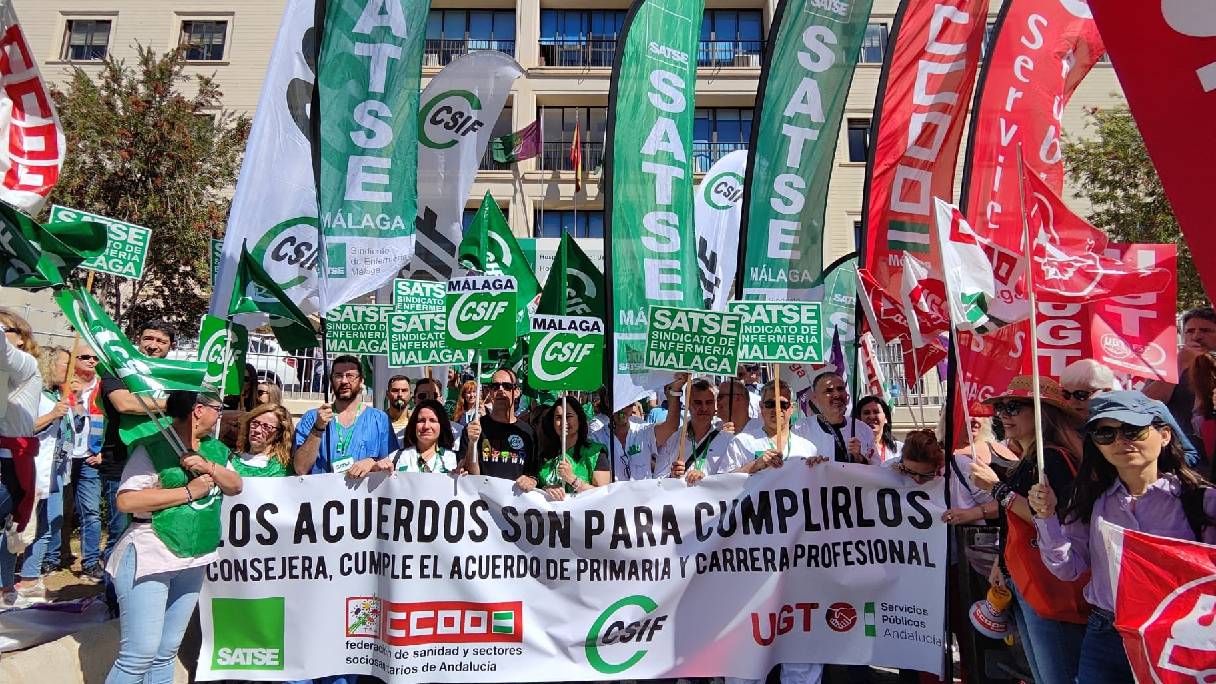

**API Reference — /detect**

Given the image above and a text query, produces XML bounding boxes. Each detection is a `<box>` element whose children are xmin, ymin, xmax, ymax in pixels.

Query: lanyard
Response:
<box><xmin>819</xmin><ymin>416</ymin><xmax>849</xmax><ymax>462</ymax></box>
<box><xmin>689</xmin><ymin>428</ymin><xmax>720</xmax><ymax>471</ymax></box>
<box><xmin>418</xmin><ymin>448</ymin><xmax>448</xmax><ymax>473</ymax></box>
<box><xmin>333</xmin><ymin>403</ymin><xmax>364</xmax><ymax>456</ymax></box>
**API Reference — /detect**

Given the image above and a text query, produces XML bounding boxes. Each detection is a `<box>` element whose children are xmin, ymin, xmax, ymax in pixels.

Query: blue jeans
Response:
<box><xmin>105</xmin><ymin>545</ymin><xmax>205</xmax><ymax>684</ymax></box>
<box><xmin>1079</xmin><ymin>609</ymin><xmax>1134</xmax><ymax>683</ymax></box>
<box><xmin>0</xmin><ymin>480</ymin><xmax>14</xmax><ymax>588</ymax></box>
<box><xmin>74</xmin><ymin>461</ymin><xmax>103</xmax><ymax>567</ymax></box>
<box><xmin>19</xmin><ymin>457</ymin><xmax>69</xmax><ymax>578</ymax></box>
<box><xmin>1008</xmin><ymin>576</ymin><xmax>1085</xmax><ymax>684</ymax></box>
<box><xmin>101</xmin><ymin>476</ymin><xmax>128</xmax><ymax>563</ymax></box>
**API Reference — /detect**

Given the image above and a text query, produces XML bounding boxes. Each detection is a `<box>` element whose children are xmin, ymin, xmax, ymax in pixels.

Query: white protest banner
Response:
<box><xmin>326</xmin><ymin>304</ymin><xmax>391</xmax><ymax>355</ymax></box>
<box><xmin>645</xmin><ymin>305</ymin><xmax>742</xmax><ymax>375</ymax></box>
<box><xmin>197</xmin><ymin>463</ymin><xmax>947</xmax><ymax>681</ymax></box>
<box><xmin>49</xmin><ymin>204</ymin><xmax>152</xmax><ymax>279</ymax></box>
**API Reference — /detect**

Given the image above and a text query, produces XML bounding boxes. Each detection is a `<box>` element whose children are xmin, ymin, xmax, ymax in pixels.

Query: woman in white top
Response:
<box><xmin>348</xmin><ymin>400</ymin><xmax>458</xmax><ymax>477</ymax></box>
<box><xmin>855</xmin><ymin>395</ymin><xmax>902</xmax><ymax>464</ymax></box>
<box><xmin>0</xmin><ymin>311</ymin><xmax>44</xmax><ymax>608</ymax></box>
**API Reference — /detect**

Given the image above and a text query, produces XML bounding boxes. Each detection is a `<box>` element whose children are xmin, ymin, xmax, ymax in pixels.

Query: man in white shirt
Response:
<box><xmin>659</xmin><ymin>378</ymin><xmax>731</xmax><ymax>480</ymax></box>
<box><xmin>607</xmin><ymin>376</ymin><xmax>685</xmax><ymax>481</ymax></box>
<box><xmin>738</xmin><ymin>363</ymin><xmax>763</xmax><ymax>418</ymax></box>
<box><xmin>792</xmin><ymin>371</ymin><xmax>875</xmax><ymax>464</ymax></box>
<box><xmin>724</xmin><ymin>379</ymin><xmax>818</xmax><ymax>474</ymax></box>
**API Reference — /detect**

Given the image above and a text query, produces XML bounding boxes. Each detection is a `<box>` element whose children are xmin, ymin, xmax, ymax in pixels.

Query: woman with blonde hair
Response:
<box><xmin>255</xmin><ymin>382</ymin><xmax>283</xmax><ymax>407</ymax></box>
<box><xmin>450</xmin><ymin>379</ymin><xmax>480</xmax><ymax>438</ymax></box>
<box><xmin>0</xmin><ymin>309</ymin><xmax>44</xmax><ymax>608</ymax></box>
<box><xmin>233</xmin><ymin>404</ymin><xmax>295</xmax><ymax>477</ymax></box>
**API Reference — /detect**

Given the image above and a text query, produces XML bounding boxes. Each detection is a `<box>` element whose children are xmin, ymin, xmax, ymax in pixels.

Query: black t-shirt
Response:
<box><xmin>462</xmin><ymin>415</ymin><xmax>536</xmax><ymax>481</ymax></box>
<box><xmin>98</xmin><ymin>371</ymin><xmax>129</xmax><ymax>480</ymax></box>
<box><xmin>1003</xmin><ymin>446</ymin><xmax>1077</xmax><ymax>501</ymax></box>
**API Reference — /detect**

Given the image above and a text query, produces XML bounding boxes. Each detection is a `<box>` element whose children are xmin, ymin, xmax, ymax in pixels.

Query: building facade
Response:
<box><xmin>15</xmin><ymin>0</ymin><xmax>1125</xmax><ymax>265</ymax></box>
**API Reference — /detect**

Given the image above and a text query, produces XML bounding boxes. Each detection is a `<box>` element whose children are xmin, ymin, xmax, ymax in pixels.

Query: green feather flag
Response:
<box><xmin>457</xmin><ymin>192</ymin><xmax>540</xmax><ymax>337</ymax></box>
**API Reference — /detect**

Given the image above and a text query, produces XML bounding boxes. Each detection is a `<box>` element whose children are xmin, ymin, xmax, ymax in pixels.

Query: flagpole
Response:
<box><xmin>775</xmin><ymin>363</ymin><xmax>785</xmax><ymax>453</ymax></box>
<box><xmin>908</xmin><ymin>342</ymin><xmax>927</xmax><ymax>429</ymax></box>
<box><xmin>132</xmin><ymin>391</ymin><xmax>188</xmax><ymax>457</ymax></box>
<box><xmin>215</xmin><ymin>316</ymin><xmax>236</xmax><ymax>438</ymax></box>
<box><xmin>62</xmin><ymin>270</ymin><xmax>95</xmax><ymax>399</ymax></box>
<box><xmin>1016</xmin><ymin>145</ymin><xmax>1047</xmax><ymax>480</ymax></box>
<box><xmin>675</xmin><ymin>375</ymin><xmax>690</xmax><ymax>476</ymax></box>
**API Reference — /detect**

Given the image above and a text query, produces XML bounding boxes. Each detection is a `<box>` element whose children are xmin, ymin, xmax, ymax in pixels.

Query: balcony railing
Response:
<box><xmin>692</xmin><ymin>141</ymin><xmax>747</xmax><ymax>173</ymax></box>
<box><xmin>479</xmin><ymin>147</ymin><xmax>512</xmax><ymax>171</ymax></box>
<box><xmin>423</xmin><ymin>38</ymin><xmax>515</xmax><ymax>67</ymax></box>
<box><xmin>539</xmin><ymin>141</ymin><xmax>604</xmax><ymax>173</ymax></box>
<box><xmin>538</xmin><ymin>38</ymin><xmax>764</xmax><ymax>68</ymax></box>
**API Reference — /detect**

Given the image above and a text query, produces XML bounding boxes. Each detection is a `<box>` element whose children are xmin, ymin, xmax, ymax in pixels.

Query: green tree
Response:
<box><xmin>1064</xmin><ymin>106</ymin><xmax>1203</xmax><ymax>311</ymax></box>
<box><xmin>49</xmin><ymin>46</ymin><xmax>250</xmax><ymax>336</ymax></box>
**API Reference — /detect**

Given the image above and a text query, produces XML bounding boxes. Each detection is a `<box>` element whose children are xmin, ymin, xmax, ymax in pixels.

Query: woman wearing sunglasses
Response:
<box><xmin>535</xmin><ymin>397</ymin><xmax>609</xmax><ymax>501</ymax></box>
<box><xmin>969</xmin><ymin>376</ymin><xmax>1086</xmax><ymax>684</ymax></box>
<box><xmin>234</xmin><ymin>404</ymin><xmax>295</xmax><ymax>477</ymax></box>
<box><xmin>255</xmin><ymin>382</ymin><xmax>282</xmax><ymax>408</ymax></box>
<box><xmin>1028</xmin><ymin>390</ymin><xmax>1215</xmax><ymax>682</ymax></box>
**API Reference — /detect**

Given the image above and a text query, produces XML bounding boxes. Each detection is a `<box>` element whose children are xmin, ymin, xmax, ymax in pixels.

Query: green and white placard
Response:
<box><xmin>527</xmin><ymin>315</ymin><xmax>603</xmax><ymax>391</ymax></box>
<box><xmin>728</xmin><ymin>301</ymin><xmax>823</xmax><ymax>363</ymax></box>
<box><xmin>197</xmin><ymin>315</ymin><xmax>248</xmax><ymax>396</ymax></box>
<box><xmin>387</xmin><ymin>311</ymin><xmax>471</xmax><ymax>367</ymax></box>
<box><xmin>393</xmin><ymin>278</ymin><xmax>444</xmax><ymax>314</ymax></box>
<box><xmin>444</xmin><ymin>275</ymin><xmax>518</xmax><ymax>351</ymax></box>
<box><xmin>210</xmin><ymin>238</ymin><xmax>222</xmax><ymax>288</ymax></box>
<box><xmin>326</xmin><ymin>304</ymin><xmax>391</xmax><ymax>355</ymax></box>
<box><xmin>644</xmin><ymin>305</ymin><xmax>742</xmax><ymax>374</ymax></box>
<box><xmin>50</xmin><ymin>205</ymin><xmax>151</xmax><ymax>279</ymax></box>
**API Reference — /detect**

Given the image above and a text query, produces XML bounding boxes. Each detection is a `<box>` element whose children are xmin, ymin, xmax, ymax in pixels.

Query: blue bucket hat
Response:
<box><xmin>1085</xmin><ymin>390</ymin><xmax>1168</xmax><ymax>428</ymax></box>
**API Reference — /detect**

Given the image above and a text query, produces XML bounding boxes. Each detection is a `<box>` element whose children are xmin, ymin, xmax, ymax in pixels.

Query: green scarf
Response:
<box><xmin>140</xmin><ymin>433</ymin><xmax>229</xmax><ymax>558</ymax></box>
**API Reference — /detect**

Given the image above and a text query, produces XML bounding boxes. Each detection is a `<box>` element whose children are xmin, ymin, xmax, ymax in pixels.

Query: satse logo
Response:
<box><xmin>211</xmin><ymin>597</ymin><xmax>286</xmax><ymax>671</ymax></box>
<box><xmin>585</xmin><ymin>595</ymin><xmax>668</xmax><ymax>674</ymax></box>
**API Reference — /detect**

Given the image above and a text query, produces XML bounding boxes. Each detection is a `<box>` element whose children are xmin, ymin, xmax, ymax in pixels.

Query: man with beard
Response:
<box><xmin>460</xmin><ymin>368</ymin><xmax>535</xmax><ymax>486</ymax></box>
<box><xmin>384</xmin><ymin>375</ymin><xmax>412</xmax><ymax>443</ymax></box>
<box><xmin>94</xmin><ymin>320</ymin><xmax>176</xmax><ymax>576</ymax></box>
<box><xmin>792</xmin><ymin>371</ymin><xmax>874</xmax><ymax>464</ymax></box>
<box><xmin>293</xmin><ymin>355</ymin><xmax>398</xmax><ymax>475</ymax></box>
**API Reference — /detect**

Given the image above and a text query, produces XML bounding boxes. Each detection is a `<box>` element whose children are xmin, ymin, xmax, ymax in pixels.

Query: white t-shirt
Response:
<box><xmin>723</xmin><ymin>422</ymin><xmax>819</xmax><ymax>473</ymax></box>
<box><xmin>73</xmin><ymin>376</ymin><xmax>102</xmax><ymax>458</ymax></box>
<box><xmin>105</xmin><ymin>447</ymin><xmax>222</xmax><ymax>581</ymax></box>
<box><xmin>659</xmin><ymin>419</ymin><xmax>732</xmax><ymax>476</ymax></box>
<box><xmin>608</xmin><ymin>420</ymin><xmax>660</xmax><ymax>481</ymax></box>
<box><xmin>393</xmin><ymin>446</ymin><xmax>458</xmax><ymax>474</ymax></box>
<box><xmin>236</xmin><ymin>451</ymin><xmax>272</xmax><ymax>470</ymax></box>
<box><xmin>872</xmin><ymin>439</ymin><xmax>904</xmax><ymax>465</ymax></box>
<box><xmin>0</xmin><ymin>328</ymin><xmax>41</xmax><ymax>454</ymax></box>
<box><xmin>588</xmin><ymin>413</ymin><xmax>611</xmax><ymax>448</ymax></box>
<box><xmin>793</xmin><ymin>415</ymin><xmax>878</xmax><ymax>464</ymax></box>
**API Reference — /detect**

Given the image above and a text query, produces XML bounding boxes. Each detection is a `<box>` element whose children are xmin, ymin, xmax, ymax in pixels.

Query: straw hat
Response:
<box><xmin>982</xmin><ymin>375</ymin><xmax>1073</xmax><ymax>413</ymax></box>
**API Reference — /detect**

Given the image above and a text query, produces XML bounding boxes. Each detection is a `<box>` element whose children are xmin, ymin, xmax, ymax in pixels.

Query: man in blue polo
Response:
<box><xmin>292</xmin><ymin>355</ymin><xmax>398</xmax><ymax>474</ymax></box>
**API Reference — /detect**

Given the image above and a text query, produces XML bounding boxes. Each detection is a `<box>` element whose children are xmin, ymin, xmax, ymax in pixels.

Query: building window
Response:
<box><xmin>699</xmin><ymin>10</ymin><xmax>763</xmax><ymax>67</ymax></box>
<box><xmin>425</xmin><ymin>10</ymin><xmax>515</xmax><ymax>66</ymax></box>
<box><xmin>462</xmin><ymin>206</ymin><xmax>509</xmax><ymax>233</ymax></box>
<box><xmin>480</xmin><ymin>107</ymin><xmax>513</xmax><ymax>171</ymax></box>
<box><xmin>539</xmin><ymin>106</ymin><xmax>607</xmax><ymax>171</ymax></box>
<box><xmin>693</xmin><ymin>108</ymin><xmax>752</xmax><ymax>173</ymax></box>
<box><xmin>847</xmin><ymin>119</ymin><xmax>871</xmax><ymax>163</ymax></box>
<box><xmin>179</xmin><ymin>20</ymin><xmax>228</xmax><ymax>61</ymax></box>
<box><xmin>860</xmin><ymin>24</ymin><xmax>888</xmax><ymax>64</ymax></box>
<box><xmin>981</xmin><ymin>21</ymin><xmax>997</xmax><ymax>58</ymax></box>
<box><xmin>533</xmin><ymin>210</ymin><xmax>604</xmax><ymax>238</ymax></box>
<box><xmin>539</xmin><ymin>10</ymin><xmax>626</xmax><ymax>67</ymax></box>
<box><xmin>61</xmin><ymin>19</ymin><xmax>111</xmax><ymax>61</ymax></box>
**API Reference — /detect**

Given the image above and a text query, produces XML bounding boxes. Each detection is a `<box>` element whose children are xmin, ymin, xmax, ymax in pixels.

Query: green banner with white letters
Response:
<box><xmin>644</xmin><ymin>305</ymin><xmax>742</xmax><ymax>375</ymax></box>
<box><xmin>50</xmin><ymin>205</ymin><xmax>151</xmax><ymax>279</ymax></box>
<box><xmin>387</xmin><ymin>311</ymin><xmax>472</xmax><ymax>367</ymax></box>
<box><xmin>607</xmin><ymin>0</ymin><xmax>706</xmax><ymax>380</ymax></box>
<box><xmin>393</xmin><ymin>278</ymin><xmax>445</xmax><ymax>314</ymax></box>
<box><xmin>198</xmin><ymin>315</ymin><xmax>249</xmax><ymax>396</ymax></box>
<box><xmin>527</xmin><ymin>315</ymin><xmax>603</xmax><ymax>391</ymax></box>
<box><xmin>727</xmin><ymin>301</ymin><xmax>823</xmax><ymax>364</ymax></box>
<box><xmin>737</xmin><ymin>0</ymin><xmax>873</xmax><ymax>300</ymax></box>
<box><xmin>444</xmin><ymin>275</ymin><xmax>518</xmax><ymax>350</ymax></box>
<box><xmin>326</xmin><ymin>304</ymin><xmax>391</xmax><ymax>355</ymax></box>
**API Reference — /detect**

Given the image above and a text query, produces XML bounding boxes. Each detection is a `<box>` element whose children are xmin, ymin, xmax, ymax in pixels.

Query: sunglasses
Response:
<box><xmin>199</xmin><ymin>403</ymin><xmax>224</xmax><ymax>413</ymax></box>
<box><xmin>1062</xmin><ymin>389</ymin><xmax>1096</xmax><ymax>401</ymax></box>
<box><xmin>762</xmin><ymin>399</ymin><xmax>791</xmax><ymax>410</ymax></box>
<box><xmin>992</xmin><ymin>401</ymin><xmax>1029</xmax><ymax>418</ymax></box>
<box><xmin>1090</xmin><ymin>422</ymin><xmax>1159</xmax><ymax>446</ymax></box>
<box><xmin>76</xmin><ymin>354</ymin><xmax>98</xmax><ymax>362</ymax></box>
<box><xmin>895</xmin><ymin>462</ymin><xmax>940</xmax><ymax>482</ymax></box>
<box><xmin>488</xmin><ymin>382</ymin><xmax>516</xmax><ymax>391</ymax></box>
<box><xmin>257</xmin><ymin>390</ymin><xmax>269</xmax><ymax>397</ymax></box>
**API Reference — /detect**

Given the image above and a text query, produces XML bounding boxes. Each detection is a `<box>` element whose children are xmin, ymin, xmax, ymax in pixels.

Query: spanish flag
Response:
<box><xmin>570</xmin><ymin>122</ymin><xmax>583</xmax><ymax>193</ymax></box>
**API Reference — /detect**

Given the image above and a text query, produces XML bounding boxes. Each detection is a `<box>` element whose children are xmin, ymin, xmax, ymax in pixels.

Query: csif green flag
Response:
<box><xmin>457</xmin><ymin>192</ymin><xmax>539</xmax><ymax>337</ymax></box>
<box><xmin>529</xmin><ymin>233</ymin><xmax>605</xmax><ymax>392</ymax></box>
<box><xmin>229</xmin><ymin>244</ymin><xmax>318</xmax><ymax>350</ymax></box>
<box><xmin>737</xmin><ymin>0</ymin><xmax>874</xmax><ymax>300</ymax></box>
<box><xmin>537</xmin><ymin>233</ymin><xmax>605</xmax><ymax>320</ymax></box>
<box><xmin>0</xmin><ymin>201</ymin><xmax>107</xmax><ymax>289</ymax></box>
<box><xmin>606</xmin><ymin>0</ymin><xmax>705</xmax><ymax>409</ymax></box>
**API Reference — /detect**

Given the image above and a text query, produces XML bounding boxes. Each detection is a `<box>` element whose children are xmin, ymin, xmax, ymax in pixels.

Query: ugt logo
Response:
<box><xmin>584</xmin><ymin>595</ymin><xmax>668</xmax><ymax>675</ymax></box>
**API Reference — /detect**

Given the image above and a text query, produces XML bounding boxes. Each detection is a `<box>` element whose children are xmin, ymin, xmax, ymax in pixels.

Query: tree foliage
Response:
<box><xmin>1064</xmin><ymin>106</ymin><xmax>1204</xmax><ymax>311</ymax></box>
<box><xmin>49</xmin><ymin>46</ymin><xmax>250</xmax><ymax>336</ymax></box>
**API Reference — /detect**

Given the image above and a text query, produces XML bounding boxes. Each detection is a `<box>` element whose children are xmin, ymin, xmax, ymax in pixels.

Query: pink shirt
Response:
<box><xmin>104</xmin><ymin>446</ymin><xmax>219</xmax><ymax>581</ymax></box>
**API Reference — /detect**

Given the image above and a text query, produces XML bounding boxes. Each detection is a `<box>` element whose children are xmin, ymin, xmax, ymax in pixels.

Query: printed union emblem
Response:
<box><xmin>508</xmin><ymin>434</ymin><xmax>524</xmax><ymax>450</ymax></box>
<box><xmin>347</xmin><ymin>597</ymin><xmax>382</xmax><ymax>638</ymax></box>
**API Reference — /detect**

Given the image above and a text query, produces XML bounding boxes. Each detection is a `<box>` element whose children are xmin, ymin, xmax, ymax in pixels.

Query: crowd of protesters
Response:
<box><xmin>1</xmin><ymin>305</ymin><xmax>1215</xmax><ymax>684</ymax></box>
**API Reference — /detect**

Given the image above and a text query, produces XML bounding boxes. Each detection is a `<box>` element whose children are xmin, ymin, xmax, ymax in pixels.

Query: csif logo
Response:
<box><xmin>250</xmin><ymin>216</ymin><xmax>321</xmax><ymax>293</ymax></box>
<box><xmin>419</xmin><ymin>89</ymin><xmax>485</xmax><ymax>149</ymax></box>
<box><xmin>585</xmin><ymin>595</ymin><xmax>668</xmax><ymax>674</ymax></box>
<box><xmin>211</xmin><ymin>597</ymin><xmax>285</xmax><ymax>671</ymax></box>
<box><xmin>704</xmin><ymin>170</ymin><xmax>744</xmax><ymax>210</ymax></box>
<box><xmin>529</xmin><ymin>315</ymin><xmax>603</xmax><ymax>385</ymax></box>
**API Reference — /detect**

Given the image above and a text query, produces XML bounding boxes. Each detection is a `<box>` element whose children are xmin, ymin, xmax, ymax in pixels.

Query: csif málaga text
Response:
<box><xmin>220</xmin><ymin>485</ymin><xmax>935</xmax><ymax>551</ymax></box>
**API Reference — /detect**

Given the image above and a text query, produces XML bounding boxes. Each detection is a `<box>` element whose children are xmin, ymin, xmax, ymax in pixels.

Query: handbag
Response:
<box><xmin>1003</xmin><ymin>450</ymin><xmax>1091</xmax><ymax>624</ymax></box>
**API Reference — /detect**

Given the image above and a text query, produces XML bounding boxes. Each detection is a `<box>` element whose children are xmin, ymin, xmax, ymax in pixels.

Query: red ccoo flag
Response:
<box><xmin>1022</xmin><ymin>168</ymin><xmax>1173</xmax><ymax>303</ymax></box>
<box><xmin>570</xmin><ymin>123</ymin><xmax>583</xmax><ymax>193</ymax></box>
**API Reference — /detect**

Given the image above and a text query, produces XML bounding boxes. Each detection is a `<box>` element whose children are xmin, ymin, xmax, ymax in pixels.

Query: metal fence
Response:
<box><xmin>537</xmin><ymin>38</ymin><xmax>764</xmax><ymax>68</ymax></box>
<box><xmin>423</xmin><ymin>39</ymin><xmax>515</xmax><ymax>67</ymax></box>
<box><xmin>539</xmin><ymin>141</ymin><xmax>604</xmax><ymax>172</ymax></box>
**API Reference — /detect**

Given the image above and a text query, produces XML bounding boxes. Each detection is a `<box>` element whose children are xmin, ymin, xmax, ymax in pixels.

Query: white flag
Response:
<box><xmin>210</xmin><ymin>0</ymin><xmax>318</xmax><ymax>319</ymax></box>
<box><xmin>408</xmin><ymin>51</ymin><xmax>523</xmax><ymax>281</ymax></box>
<box><xmin>692</xmin><ymin>149</ymin><xmax>747</xmax><ymax>309</ymax></box>
<box><xmin>932</xmin><ymin>197</ymin><xmax>996</xmax><ymax>331</ymax></box>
